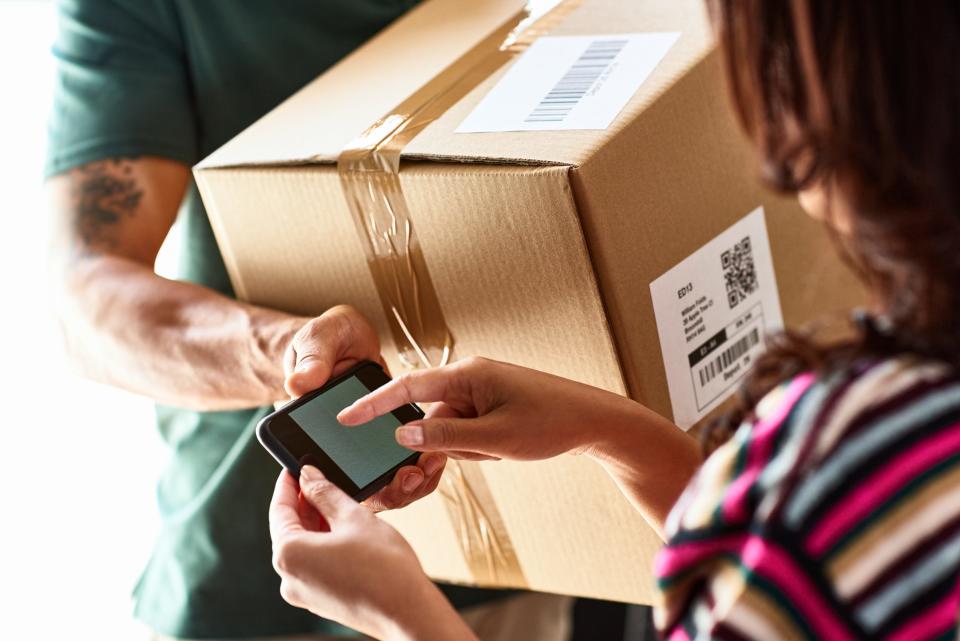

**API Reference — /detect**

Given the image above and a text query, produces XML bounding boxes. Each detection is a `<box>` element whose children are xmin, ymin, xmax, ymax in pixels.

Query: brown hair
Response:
<box><xmin>703</xmin><ymin>0</ymin><xmax>960</xmax><ymax>450</ymax></box>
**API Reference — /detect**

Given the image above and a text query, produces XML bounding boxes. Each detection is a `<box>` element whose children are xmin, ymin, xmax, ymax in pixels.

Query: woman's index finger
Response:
<box><xmin>337</xmin><ymin>367</ymin><xmax>456</xmax><ymax>425</ymax></box>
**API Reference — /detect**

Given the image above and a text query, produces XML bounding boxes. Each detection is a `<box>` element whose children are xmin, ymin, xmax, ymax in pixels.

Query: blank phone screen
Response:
<box><xmin>289</xmin><ymin>376</ymin><xmax>413</xmax><ymax>487</ymax></box>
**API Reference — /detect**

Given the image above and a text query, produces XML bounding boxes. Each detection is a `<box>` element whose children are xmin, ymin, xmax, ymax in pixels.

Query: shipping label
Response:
<box><xmin>649</xmin><ymin>207</ymin><xmax>784</xmax><ymax>429</ymax></box>
<box><xmin>456</xmin><ymin>32</ymin><xmax>679</xmax><ymax>133</ymax></box>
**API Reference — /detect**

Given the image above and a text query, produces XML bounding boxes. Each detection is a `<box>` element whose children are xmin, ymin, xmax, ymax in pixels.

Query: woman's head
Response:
<box><xmin>708</xmin><ymin>0</ymin><xmax>960</xmax><ymax>358</ymax></box>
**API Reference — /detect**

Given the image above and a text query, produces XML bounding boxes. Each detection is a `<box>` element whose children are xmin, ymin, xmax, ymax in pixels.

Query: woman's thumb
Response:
<box><xmin>395</xmin><ymin>416</ymin><xmax>497</xmax><ymax>456</ymax></box>
<box><xmin>298</xmin><ymin>466</ymin><xmax>357</xmax><ymax>524</ymax></box>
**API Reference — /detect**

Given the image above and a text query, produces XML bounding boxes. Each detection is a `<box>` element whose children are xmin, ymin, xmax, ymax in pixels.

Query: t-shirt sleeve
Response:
<box><xmin>45</xmin><ymin>0</ymin><xmax>197</xmax><ymax>178</ymax></box>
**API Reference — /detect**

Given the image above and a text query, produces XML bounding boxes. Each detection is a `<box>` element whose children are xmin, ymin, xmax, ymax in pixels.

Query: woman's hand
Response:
<box><xmin>338</xmin><ymin>357</ymin><xmax>642</xmax><ymax>461</ymax></box>
<box><xmin>280</xmin><ymin>304</ymin><xmax>447</xmax><ymax>513</ymax></box>
<box><xmin>269</xmin><ymin>466</ymin><xmax>479</xmax><ymax>641</ymax></box>
<box><xmin>338</xmin><ymin>357</ymin><xmax>702</xmax><ymax>537</ymax></box>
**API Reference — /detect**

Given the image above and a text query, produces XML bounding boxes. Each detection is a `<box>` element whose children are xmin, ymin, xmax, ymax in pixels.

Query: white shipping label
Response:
<box><xmin>649</xmin><ymin>208</ymin><xmax>784</xmax><ymax>429</ymax></box>
<box><xmin>456</xmin><ymin>32</ymin><xmax>680</xmax><ymax>133</ymax></box>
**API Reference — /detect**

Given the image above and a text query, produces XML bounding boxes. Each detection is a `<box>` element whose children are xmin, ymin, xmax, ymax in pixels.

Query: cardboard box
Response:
<box><xmin>195</xmin><ymin>0</ymin><xmax>863</xmax><ymax>603</ymax></box>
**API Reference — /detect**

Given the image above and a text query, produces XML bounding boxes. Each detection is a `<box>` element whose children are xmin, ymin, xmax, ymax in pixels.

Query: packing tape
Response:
<box><xmin>337</xmin><ymin>0</ymin><xmax>582</xmax><ymax>588</ymax></box>
<box><xmin>438</xmin><ymin>460</ymin><xmax>526</xmax><ymax>586</ymax></box>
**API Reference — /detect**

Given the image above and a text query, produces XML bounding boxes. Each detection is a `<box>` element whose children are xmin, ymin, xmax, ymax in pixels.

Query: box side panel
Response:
<box><xmin>195</xmin><ymin>164</ymin><xmax>475</xmax><ymax>584</ymax></box>
<box><xmin>401</xmin><ymin>164</ymin><xmax>624</xmax><ymax>393</ymax></box>
<box><xmin>193</xmin><ymin>166</ymin><xmax>389</xmax><ymax>328</ymax></box>
<box><xmin>195</xmin><ymin>164</ymin><xmax>627</xmax><ymax>388</ymax></box>
<box><xmin>195</xmin><ymin>168</ymin><xmax>251</xmax><ymax>302</ymax></box>
<box><xmin>485</xmin><ymin>457</ymin><xmax>662</xmax><ymax>603</ymax></box>
<box><xmin>198</xmin><ymin>161</ymin><xmax>661</xmax><ymax>601</ymax></box>
<box><xmin>402</xmin><ymin>164</ymin><xmax>658</xmax><ymax>604</ymax></box>
<box><xmin>573</xmin><ymin>51</ymin><xmax>865</xmax><ymax>419</ymax></box>
<box><xmin>378</xmin><ymin>495</ymin><xmax>475</xmax><ymax>584</ymax></box>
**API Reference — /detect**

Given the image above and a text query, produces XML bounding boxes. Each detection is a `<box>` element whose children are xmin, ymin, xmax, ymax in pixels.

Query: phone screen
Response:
<box><xmin>287</xmin><ymin>375</ymin><xmax>413</xmax><ymax>488</ymax></box>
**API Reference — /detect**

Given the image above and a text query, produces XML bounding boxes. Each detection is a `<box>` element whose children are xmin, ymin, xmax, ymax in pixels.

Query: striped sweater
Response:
<box><xmin>654</xmin><ymin>357</ymin><xmax>960</xmax><ymax>641</ymax></box>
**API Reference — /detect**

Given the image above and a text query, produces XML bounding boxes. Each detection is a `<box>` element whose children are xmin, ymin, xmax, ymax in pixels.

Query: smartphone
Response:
<box><xmin>257</xmin><ymin>361</ymin><xmax>422</xmax><ymax>501</ymax></box>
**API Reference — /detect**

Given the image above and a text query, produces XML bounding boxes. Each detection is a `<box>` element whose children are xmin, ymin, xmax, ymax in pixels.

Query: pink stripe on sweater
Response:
<box><xmin>657</xmin><ymin>534</ymin><xmax>856</xmax><ymax>640</ymax></box>
<box><xmin>740</xmin><ymin>536</ymin><xmax>857</xmax><ymax>641</ymax></box>
<box><xmin>666</xmin><ymin>627</ymin><xmax>693</xmax><ymax>641</ymax></box>
<box><xmin>655</xmin><ymin>534</ymin><xmax>742</xmax><ymax>578</ymax></box>
<box><xmin>806</xmin><ymin>422</ymin><xmax>960</xmax><ymax>555</ymax></box>
<box><xmin>722</xmin><ymin>374</ymin><xmax>816</xmax><ymax>522</ymax></box>
<box><xmin>884</xmin><ymin>586</ymin><xmax>960</xmax><ymax>641</ymax></box>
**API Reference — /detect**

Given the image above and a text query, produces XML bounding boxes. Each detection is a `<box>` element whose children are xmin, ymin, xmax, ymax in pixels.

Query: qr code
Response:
<box><xmin>722</xmin><ymin>236</ymin><xmax>757</xmax><ymax>308</ymax></box>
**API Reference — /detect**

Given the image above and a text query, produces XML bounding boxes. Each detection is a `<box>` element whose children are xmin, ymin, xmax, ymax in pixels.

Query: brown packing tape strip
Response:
<box><xmin>438</xmin><ymin>460</ymin><xmax>526</xmax><ymax>587</ymax></box>
<box><xmin>337</xmin><ymin>0</ymin><xmax>583</xmax><ymax>588</ymax></box>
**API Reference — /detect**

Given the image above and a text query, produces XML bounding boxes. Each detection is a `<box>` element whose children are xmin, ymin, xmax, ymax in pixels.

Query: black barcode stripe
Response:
<box><xmin>698</xmin><ymin>328</ymin><xmax>761</xmax><ymax>387</ymax></box>
<box><xmin>524</xmin><ymin>39</ymin><xmax>628</xmax><ymax>123</ymax></box>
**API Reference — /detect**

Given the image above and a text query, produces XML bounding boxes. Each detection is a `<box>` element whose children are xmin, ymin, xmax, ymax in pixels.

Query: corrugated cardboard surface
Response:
<box><xmin>195</xmin><ymin>0</ymin><xmax>865</xmax><ymax>604</ymax></box>
<box><xmin>198</xmin><ymin>164</ymin><xmax>624</xmax><ymax>392</ymax></box>
<box><xmin>196</xmin><ymin>162</ymin><xmax>663</xmax><ymax>601</ymax></box>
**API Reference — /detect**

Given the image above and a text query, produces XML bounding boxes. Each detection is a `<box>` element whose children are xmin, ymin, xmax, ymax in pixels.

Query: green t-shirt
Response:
<box><xmin>46</xmin><ymin>1</ymin><xmax>509</xmax><ymax>637</ymax></box>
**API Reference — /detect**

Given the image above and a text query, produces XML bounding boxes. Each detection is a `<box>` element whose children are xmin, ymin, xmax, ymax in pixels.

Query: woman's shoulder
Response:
<box><xmin>671</xmin><ymin>355</ymin><xmax>960</xmax><ymax>532</ymax></box>
<box><xmin>657</xmin><ymin>354</ymin><xmax>960</xmax><ymax>639</ymax></box>
<box><xmin>752</xmin><ymin>353</ymin><xmax>959</xmax><ymax>443</ymax></box>
<box><xmin>775</xmin><ymin>355</ymin><xmax>960</xmax><ymax>542</ymax></box>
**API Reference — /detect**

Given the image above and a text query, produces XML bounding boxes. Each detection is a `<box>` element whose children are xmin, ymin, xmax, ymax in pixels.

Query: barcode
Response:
<box><xmin>524</xmin><ymin>38</ymin><xmax>628</xmax><ymax>123</ymax></box>
<box><xmin>698</xmin><ymin>328</ymin><xmax>760</xmax><ymax>386</ymax></box>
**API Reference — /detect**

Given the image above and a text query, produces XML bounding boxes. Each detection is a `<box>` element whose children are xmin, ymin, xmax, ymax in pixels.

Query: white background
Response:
<box><xmin>1</xmin><ymin>2</ymin><xmax>166</xmax><ymax>638</ymax></box>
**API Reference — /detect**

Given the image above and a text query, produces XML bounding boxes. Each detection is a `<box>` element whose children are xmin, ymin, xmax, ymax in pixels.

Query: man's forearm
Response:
<box><xmin>57</xmin><ymin>253</ymin><xmax>306</xmax><ymax>410</ymax></box>
<box><xmin>45</xmin><ymin>157</ymin><xmax>314</xmax><ymax>411</ymax></box>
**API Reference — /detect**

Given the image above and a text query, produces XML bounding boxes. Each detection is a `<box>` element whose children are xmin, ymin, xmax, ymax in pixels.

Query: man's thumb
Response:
<box><xmin>285</xmin><ymin>352</ymin><xmax>334</xmax><ymax>397</ymax></box>
<box><xmin>298</xmin><ymin>466</ymin><xmax>356</xmax><ymax>525</ymax></box>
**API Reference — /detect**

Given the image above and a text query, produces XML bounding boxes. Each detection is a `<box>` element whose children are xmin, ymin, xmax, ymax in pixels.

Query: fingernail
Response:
<box><xmin>402</xmin><ymin>472</ymin><xmax>423</xmax><ymax>493</ymax></box>
<box><xmin>423</xmin><ymin>455</ymin><xmax>443</xmax><ymax>476</ymax></box>
<box><xmin>336</xmin><ymin>406</ymin><xmax>355</xmax><ymax>423</ymax></box>
<box><xmin>396</xmin><ymin>425</ymin><xmax>424</xmax><ymax>446</ymax></box>
<box><xmin>300</xmin><ymin>465</ymin><xmax>322</xmax><ymax>483</ymax></box>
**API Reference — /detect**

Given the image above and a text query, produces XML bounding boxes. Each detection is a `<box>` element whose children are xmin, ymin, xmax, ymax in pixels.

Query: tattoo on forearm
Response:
<box><xmin>70</xmin><ymin>157</ymin><xmax>143</xmax><ymax>250</ymax></box>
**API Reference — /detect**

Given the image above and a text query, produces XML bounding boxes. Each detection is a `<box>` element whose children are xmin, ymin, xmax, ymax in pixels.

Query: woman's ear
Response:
<box><xmin>798</xmin><ymin>184</ymin><xmax>828</xmax><ymax>221</ymax></box>
<box><xmin>799</xmin><ymin>180</ymin><xmax>853</xmax><ymax>236</ymax></box>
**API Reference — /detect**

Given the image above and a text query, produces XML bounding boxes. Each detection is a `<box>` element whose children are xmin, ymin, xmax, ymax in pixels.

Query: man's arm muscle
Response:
<box><xmin>47</xmin><ymin>156</ymin><xmax>306</xmax><ymax>410</ymax></box>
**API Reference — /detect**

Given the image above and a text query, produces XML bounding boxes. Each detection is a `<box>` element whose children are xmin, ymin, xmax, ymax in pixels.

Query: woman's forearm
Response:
<box><xmin>384</xmin><ymin>582</ymin><xmax>480</xmax><ymax>641</ymax></box>
<box><xmin>585</xmin><ymin>403</ymin><xmax>702</xmax><ymax>539</ymax></box>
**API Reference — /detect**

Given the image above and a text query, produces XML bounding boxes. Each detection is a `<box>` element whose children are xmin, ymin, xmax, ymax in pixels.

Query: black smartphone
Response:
<box><xmin>257</xmin><ymin>361</ymin><xmax>422</xmax><ymax>501</ymax></box>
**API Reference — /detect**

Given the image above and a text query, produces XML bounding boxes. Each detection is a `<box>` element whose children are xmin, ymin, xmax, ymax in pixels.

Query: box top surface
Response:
<box><xmin>197</xmin><ymin>0</ymin><xmax>713</xmax><ymax>171</ymax></box>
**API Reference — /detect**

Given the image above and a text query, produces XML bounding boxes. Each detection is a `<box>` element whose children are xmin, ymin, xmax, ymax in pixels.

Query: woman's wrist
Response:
<box><xmin>567</xmin><ymin>392</ymin><xmax>659</xmax><ymax>461</ymax></box>
<box><xmin>381</xmin><ymin>578</ymin><xmax>479</xmax><ymax>641</ymax></box>
<box><xmin>582</xmin><ymin>399</ymin><xmax>702</xmax><ymax>538</ymax></box>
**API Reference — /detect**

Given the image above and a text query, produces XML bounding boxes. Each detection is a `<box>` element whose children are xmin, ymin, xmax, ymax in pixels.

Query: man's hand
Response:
<box><xmin>269</xmin><ymin>467</ymin><xmax>477</xmax><ymax>641</ymax></box>
<box><xmin>280</xmin><ymin>304</ymin><xmax>447</xmax><ymax>512</ymax></box>
<box><xmin>282</xmin><ymin>305</ymin><xmax>384</xmax><ymax>397</ymax></box>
